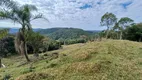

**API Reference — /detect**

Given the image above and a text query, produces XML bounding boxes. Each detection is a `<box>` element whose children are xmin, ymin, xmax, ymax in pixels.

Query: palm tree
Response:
<box><xmin>0</xmin><ymin>0</ymin><xmax>43</xmax><ymax>61</ymax></box>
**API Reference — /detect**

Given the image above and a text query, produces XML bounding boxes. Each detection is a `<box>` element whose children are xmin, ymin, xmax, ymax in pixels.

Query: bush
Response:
<box><xmin>58</xmin><ymin>38</ymin><xmax>87</xmax><ymax>45</ymax></box>
<box><xmin>0</xmin><ymin>36</ymin><xmax>16</xmax><ymax>57</ymax></box>
<box><xmin>42</xmin><ymin>39</ymin><xmax>62</xmax><ymax>51</ymax></box>
<box><xmin>26</xmin><ymin>36</ymin><xmax>62</xmax><ymax>54</ymax></box>
<box><xmin>2</xmin><ymin>74</ymin><xmax>11</xmax><ymax>80</ymax></box>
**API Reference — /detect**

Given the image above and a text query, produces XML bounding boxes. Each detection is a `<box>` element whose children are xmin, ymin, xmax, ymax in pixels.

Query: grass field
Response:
<box><xmin>0</xmin><ymin>40</ymin><xmax>142</xmax><ymax>80</ymax></box>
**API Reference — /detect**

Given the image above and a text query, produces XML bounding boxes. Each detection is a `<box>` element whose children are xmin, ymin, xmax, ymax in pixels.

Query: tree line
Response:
<box><xmin>100</xmin><ymin>12</ymin><xmax>142</xmax><ymax>42</ymax></box>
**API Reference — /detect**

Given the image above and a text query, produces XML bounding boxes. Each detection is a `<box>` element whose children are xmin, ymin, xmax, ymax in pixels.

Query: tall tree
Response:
<box><xmin>100</xmin><ymin>12</ymin><xmax>117</xmax><ymax>39</ymax></box>
<box><xmin>0</xmin><ymin>29</ymin><xmax>8</xmax><ymax>67</ymax></box>
<box><xmin>118</xmin><ymin>17</ymin><xmax>134</xmax><ymax>40</ymax></box>
<box><xmin>0</xmin><ymin>0</ymin><xmax>43</xmax><ymax>61</ymax></box>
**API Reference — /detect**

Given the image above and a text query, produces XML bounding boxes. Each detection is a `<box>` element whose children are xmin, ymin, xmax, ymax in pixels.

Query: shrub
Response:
<box><xmin>43</xmin><ymin>39</ymin><xmax>62</xmax><ymax>51</ymax></box>
<box><xmin>0</xmin><ymin>36</ymin><xmax>16</xmax><ymax>57</ymax></box>
<box><xmin>2</xmin><ymin>74</ymin><xmax>11</xmax><ymax>80</ymax></box>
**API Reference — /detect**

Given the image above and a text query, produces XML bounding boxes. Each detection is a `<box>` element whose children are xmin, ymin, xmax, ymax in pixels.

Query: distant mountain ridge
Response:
<box><xmin>9</xmin><ymin>28</ymin><xmax>101</xmax><ymax>40</ymax></box>
<box><xmin>38</xmin><ymin>28</ymin><xmax>101</xmax><ymax>40</ymax></box>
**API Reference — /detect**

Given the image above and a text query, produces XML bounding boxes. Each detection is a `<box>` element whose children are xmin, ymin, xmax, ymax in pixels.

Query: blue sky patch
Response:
<box><xmin>97</xmin><ymin>2</ymin><xmax>101</xmax><ymax>5</ymax></box>
<box><xmin>80</xmin><ymin>4</ymin><xmax>92</xmax><ymax>9</ymax></box>
<box><xmin>121</xmin><ymin>1</ymin><xmax>133</xmax><ymax>9</ymax></box>
<box><xmin>69</xmin><ymin>0</ymin><xmax>76</xmax><ymax>3</ymax></box>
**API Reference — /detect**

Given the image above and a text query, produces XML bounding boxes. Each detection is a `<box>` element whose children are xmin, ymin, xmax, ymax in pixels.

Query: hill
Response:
<box><xmin>38</xmin><ymin>28</ymin><xmax>99</xmax><ymax>40</ymax></box>
<box><xmin>9</xmin><ymin>28</ymin><xmax>100</xmax><ymax>40</ymax></box>
<box><xmin>0</xmin><ymin>40</ymin><xmax>142</xmax><ymax>80</ymax></box>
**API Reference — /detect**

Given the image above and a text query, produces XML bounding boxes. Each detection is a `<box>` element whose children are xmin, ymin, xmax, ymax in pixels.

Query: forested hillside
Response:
<box><xmin>39</xmin><ymin>28</ymin><xmax>98</xmax><ymax>40</ymax></box>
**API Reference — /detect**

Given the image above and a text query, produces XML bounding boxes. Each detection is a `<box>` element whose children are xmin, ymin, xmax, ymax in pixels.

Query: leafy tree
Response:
<box><xmin>0</xmin><ymin>29</ymin><xmax>8</xmax><ymax>67</ymax></box>
<box><xmin>117</xmin><ymin>17</ymin><xmax>134</xmax><ymax>40</ymax></box>
<box><xmin>0</xmin><ymin>0</ymin><xmax>43</xmax><ymax>61</ymax></box>
<box><xmin>26</xmin><ymin>31</ymin><xmax>44</xmax><ymax>57</ymax></box>
<box><xmin>100</xmin><ymin>12</ymin><xmax>117</xmax><ymax>39</ymax></box>
<box><xmin>0</xmin><ymin>36</ymin><xmax>16</xmax><ymax>57</ymax></box>
<box><xmin>124</xmin><ymin>23</ymin><xmax>142</xmax><ymax>42</ymax></box>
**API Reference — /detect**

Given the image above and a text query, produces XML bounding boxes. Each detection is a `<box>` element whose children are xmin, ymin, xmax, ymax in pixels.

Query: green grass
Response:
<box><xmin>0</xmin><ymin>40</ymin><xmax>142</xmax><ymax>80</ymax></box>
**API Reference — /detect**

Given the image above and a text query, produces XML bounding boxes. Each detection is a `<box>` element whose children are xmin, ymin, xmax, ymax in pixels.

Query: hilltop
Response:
<box><xmin>0</xmin><ymin>40</ymin><xmax>142</xmax><ymax>80</ymax></box>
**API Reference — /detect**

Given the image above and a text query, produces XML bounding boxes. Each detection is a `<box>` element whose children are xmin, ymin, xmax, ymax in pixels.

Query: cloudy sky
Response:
<box><xmin>0</xmin><ymin>0</ymin><xmax>142</xmax><ymax>30</ymax></box>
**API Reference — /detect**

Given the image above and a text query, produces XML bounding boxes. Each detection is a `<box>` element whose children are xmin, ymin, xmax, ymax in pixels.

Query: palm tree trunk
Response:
<box><xmin>21</xmin><ymin>25</ymin><xmax>30</xmax><ymax>62</ymax></box>
<box><xmin>23</xmin><ymin>41</ymin><xmax>30</xmax><ymax>62</ymax></box>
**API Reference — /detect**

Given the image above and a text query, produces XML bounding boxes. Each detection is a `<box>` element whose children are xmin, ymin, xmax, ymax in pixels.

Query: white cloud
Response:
<box><xmin>0</xmin><ymin>0</ymin><xmax>142</xmax><ymax>30</ymax></box>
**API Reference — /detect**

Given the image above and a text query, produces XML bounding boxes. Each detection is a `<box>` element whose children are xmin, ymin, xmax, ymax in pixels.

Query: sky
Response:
<box><xmin>0</xmin><ymin>0</ymin><xmax>142</xmax><ymax>30</ymax></box>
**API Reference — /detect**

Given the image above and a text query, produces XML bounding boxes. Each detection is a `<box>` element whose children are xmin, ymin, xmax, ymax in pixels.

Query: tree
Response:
<box><xmin>0</xmin><ymin>36</ymin><xmax>16</xmax><ymax>57</ymax></box>
<box><xmin>100</xmin><ymin>12</ymin><xmax>117</xmax><ymax>39</ymax></box>
<box><xmin>26</xmin><ymin>31</ymin><xmax>44</xmax><ymax>57</ymax></box>
<box><xmin>124</xmin><ymin>23</ymin><xmax>142</xmax><ymax>42</ymax></box>
<box><xmin>0</xmin><ymin>0</ymin><xmax>43</xmax><ymax>61</ymax></box>
<box><xmin>0</xmin><ymin>29</ymin><xmax>8</xmax><ymax>67</ymax></box>
<box><xmin>118</xmin><ymin>17</ymin><xmax>134</xmax><ymax>40</ymax></box>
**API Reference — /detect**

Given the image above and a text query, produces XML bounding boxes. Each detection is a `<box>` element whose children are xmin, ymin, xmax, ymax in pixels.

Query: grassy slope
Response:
<box><xmin>0</xmin><ymin>40</ymin><xmax>142</xmax><ymax>80</ymax></box>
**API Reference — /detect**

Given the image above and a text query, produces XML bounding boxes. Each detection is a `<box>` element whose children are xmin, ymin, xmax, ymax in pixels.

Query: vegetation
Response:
<box><xmin>124</xmin><ymin>23</ymin><xmax>142</xmax><ymax>42</ymax></box>
<box><xmin>100</xmin><ymin>12</ymin><xmax>117</xmax><ymax>39</ymax></box>
<box><xmin>0</xmin><ymin>0</ymin><xmax>43</xmax><ymax>61</ymax></box>
<box><xmin>39</xmin><ymin>28</ymin><xmax>95</xmax><ymax>39</ymax></box>
<box><xmin>39</xmin><ymin>28</ymin><xmax>98</xmax><ymax>45</ymax></box>
<box><xmin>99</xmin><ymin>13</ymin><xmax>141</xmax><ymax>42</ymax></box>
<box><xmin>117</xmin><ymin>17</ymin><xmax>134</xmax><ymax>40</ymax></box>
<box><xmin>0</xmin><ymin>36</ymin><xmax>16</xmax><ymax>57</ymax></box>
<box><xmin>26</xmin><ymin>31</ymin><xmax>44</xmax><ymax>57</ymax></box>
<box><xmin>0</xmin><ymin>0</ymin><xmax>142</xmax><ymax>80</ymax></box>
<box><xmin>0</xmin><ymin>29</ymin><xmax>8</xmax><ymax>68</ymax></box>
<box><xmin>0</xmin><ymin>40</ymin><xmax>142</xmax><ymax>80</ymax></box>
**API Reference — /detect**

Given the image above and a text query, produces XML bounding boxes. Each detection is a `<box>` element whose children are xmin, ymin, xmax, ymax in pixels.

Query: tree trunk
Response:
<box><xmin>23</xmin><ymin>41</ymin><xmax>30</xmax><ymax>62</ymax></box>
<box><xmin>64</xmin><ymin>40</ymin><xmax>66</xmax><ymax>45</ymax></box>
<box><xmin>120</xmin><ymin>31</ymin><xmax>123</xmax><ymax>40</ymax></box>
<box><xmin>139</xmin><ymin>36</ymin><xmax>142</xmax><ymax>42</ymax></box>
<box><xmin>21</xmin><ymin>25</ymin><xmax>30</xmax><ymax>62</ymax></box>
<box><xmin>106</xmin><ymin>26</ymin><xmax>109</xmax><ymax>39</ymax></box>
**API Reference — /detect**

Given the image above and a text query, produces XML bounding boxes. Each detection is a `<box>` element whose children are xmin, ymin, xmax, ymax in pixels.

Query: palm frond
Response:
<box><xmin>30</xmin><ymin>13</ymin><xmax>42</xmax><ymax>21</ymax></box>
<box><xmin>0</xmin><ymin>0</ymin><xmax>18</xmax><ymax>9</ymax></box>
<box><xmin>21</xmin><ymin>4</ymin><xmax>37</xmax><ymax>12</ymax></box>
<box><xmin>30</xmin><ymin>13</ymin><xmax>48</xmax><ymax>21</ymax></box>
<box><xmin>0</xmin><ymin>10</ymin><xmax>9</xmax><ymax>19</ymax></box>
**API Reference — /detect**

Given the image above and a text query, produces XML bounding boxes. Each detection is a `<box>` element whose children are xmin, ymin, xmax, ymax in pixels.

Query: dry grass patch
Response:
<box><xmin>16</xmin><ymin>72</ymin><xmax>54</xmax><ymax>80</ymax></box>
